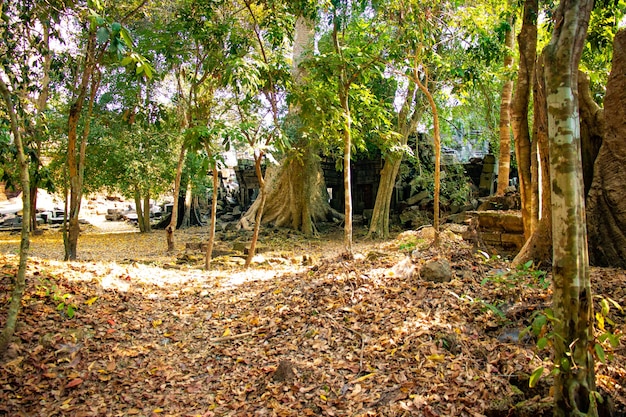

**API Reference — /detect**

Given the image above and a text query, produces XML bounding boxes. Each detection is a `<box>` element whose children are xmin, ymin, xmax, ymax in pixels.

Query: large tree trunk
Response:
<box><xmin>239</xmin><ymin>16</ymin><xmax>338</xmax><ymax>236</ymax></box>
<box><xmin>368</xmin><ymin>155</ymin><xmax>401</xmax><ymax>239</ymax></box>
<box><xmin>0</xmin><ymin>78</ymin><xmax>31</xmax><ymax>356</ymax></box>
<box><xmin>544</xmin><ymin>0</ymin><xmax>597</xmax><ymax>415</ymax></box>
<box><xmin>497</xmin><ymin>16</ymin><xmax>515</xmax><ymax>195</ymax></box>
<box><xmin>578</xmin><ymin>71</ymin><xmax>604</xmax><ymax>198</ymax></box>
<box><xmin>240</xmin><ymin>148</ymin><xmax>340</xmax><ymax>234</ymax></box>
<box><xmin>586</xmin><ymin>29</ymin><xmax>626</xmax><ymax>268</ymax></box>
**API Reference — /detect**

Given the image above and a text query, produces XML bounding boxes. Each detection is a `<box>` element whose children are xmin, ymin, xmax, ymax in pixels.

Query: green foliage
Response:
<box><xmin>295</xmin><ymin>2</ymin><xmax>396</xmax><ymax>164</ymax></box>
<box><xmin>581</xmin><ymin>0</ymin><xmax>626</xmax><ymax>102</ymax></box>
<box><xmin>520</xmin><ymin>296</ymin><xmax>623</xmax><ymax>388</ymax></box>
<box><xmin>35</xmin><ymin>277</ymin><xmax>77</xmax><ymax>320</ymax></box>
<box><xmin>481</xmin><ymin>260</ymin><xmax>550</xmax><ymax>290</ymax></box>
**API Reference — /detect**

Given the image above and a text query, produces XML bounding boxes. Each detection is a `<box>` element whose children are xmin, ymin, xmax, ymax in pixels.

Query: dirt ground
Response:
<box><xmin>0</xmin><ymin>217</ymin><xmax>625</xmax><ymax>416</ymax></box>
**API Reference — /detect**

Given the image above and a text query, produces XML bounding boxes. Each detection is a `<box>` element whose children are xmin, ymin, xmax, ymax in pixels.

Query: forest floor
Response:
<box><xmin>0</xmin><ymin>220</ymin><xmax>625</xmax><ymax>417</ymax></box>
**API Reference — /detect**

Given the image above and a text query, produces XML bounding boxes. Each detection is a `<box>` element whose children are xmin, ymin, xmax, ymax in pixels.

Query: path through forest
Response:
<box><xmin>0</xmin><ymin>224</ymin><xmax>624</xmax><ymax>416</ymax></box>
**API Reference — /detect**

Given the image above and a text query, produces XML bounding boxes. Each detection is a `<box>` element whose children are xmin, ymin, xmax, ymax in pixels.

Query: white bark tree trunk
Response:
<box><xmin>544</xmin><ymin>0</ymin><xmax>597</xmax><ymax>414</ymax></box>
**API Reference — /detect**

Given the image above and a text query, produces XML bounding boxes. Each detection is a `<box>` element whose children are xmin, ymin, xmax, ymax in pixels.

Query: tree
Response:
<box><xmin>586</xmin><ymin>29</ymin><xmax>626</xmax><ymax>268</ymax></box>
<box><xmin>0</xmin><ymin>79</ymin><xmax>31</xmax><ymax>356</ymax></box>
<box><xmin>0</xmin><ymin>0</ymin><xmax>41</xmax><ymax>353</ymax></box>
<box><xmin>63</xmin><ymin>1</ymin><xmax>153</xmax><ymax>260</ymax></box>
<box><xmin>297</xmin><ymin>1</ymin><xmax>391</xmax><ymax>255</ymax></box>
<box><xmin>496</xmin><ymin>13</ymin><xmax>515</xmax><ymax>196</ymax></box>
<box><xmin>157</xmin><ymin>0</ymin><xmax>244</xmax><ymax>252</ymax></box>
<box><xmin>543</xmin><ymin>0</ymin><xmax>598</xmax><ymax>414</ymax></box>
<box><xmin>236</xmin><ymin>0</ymin><xmax>294</xmax><ymax>267</ymax></box>
<box><xmin>510</xmin><ymin>0</ymin><xmax>548</xmax><ymax>266</ymax></box>
<box><xmin>238</xmin><ymin>12</ymin><xmax>341</xmax><ymax>237</ymax></box>
<box><xmin>408</xmin><ymin>60</ymin><xmax>442</xmax><ymax>245</ymax></box>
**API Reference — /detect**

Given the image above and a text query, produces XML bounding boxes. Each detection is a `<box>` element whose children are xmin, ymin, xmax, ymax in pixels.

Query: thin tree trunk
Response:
<box><xmin>0</xmin><ymin>78</ymin><xmax>31</xmax><ymax>356</ymax></box>
<box><xmin>340</xmin><ymin>89</ymin><xmax>353</xmax><ymax>256</ymax></box>
<box><xmin>368</xmin><ymin>84</ymin><xmax>421</xmax><ymax>239</ymax></box>
<box><xmin>205</xmin><ymin>166</ymin><xmax>218</xmax><ymax>269</ymax></box>
<box><xmin>166</xmin><ymin>143</ymin><xmax>186</xmax><ymax>252</ymax></box>
<box><xmin>332</xmin><ymin>13</ymin><xmax>353</xmax><ymax>257</ymax></box>
<box><xmin>66</xmin><ymin>31</ymin><xmax>99</xmax><ymax>261</ymax></box>
<box><xmin>513</xmin><ymin>52</ymin><xmax>552</xmax><ymax>267</ymax></box>
<box><xmin>511</xmin><ymin>0</ymin><xmax>537</xmax><ymax>240</ymax></box>
<box><xmin>181</xmin><ymin>180</ymin><xmax>192</xmax><ymax>229</ymax></box>
<box><xmin>497</xmin><ymin>16</ymin><xmax>515</xmax><ymax>195</ymax></box>
<box><xmin>30</xmin><ymin>185</ymin><xmax>38</xmax><ymax>231</ymax></box>
<box><xmin>544</xmin><ymin>0</ymin><xmax>596</xmax><ymax>414</ymax></box>
<box><xmin>245</xmin><ymin>155</ymin><xmax>267</xmax><ymax>267</ymax></box>
<box><xmin>413</xmin><ymin>64</ymin><xmax>441</xmax><ymax>246</ymax></box>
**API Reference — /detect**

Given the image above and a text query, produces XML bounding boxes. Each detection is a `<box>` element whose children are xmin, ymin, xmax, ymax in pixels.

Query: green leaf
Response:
<box><xmin>543</xmin><ymin>308</ymin><xmax>556</xmax><ymax>321</ymax></box>
<box><xmin>96</xmin><ymin>27</ymin><xmax>109</xmax><ymax>44</ymax></box>
<box><xmin>529</xmin><ymin>367</ymin><xmax>543</xmax><ymax>388</ymax></box>
<box><xmin>536</xmin><ymin>337</ymin><xmax>548</xmax><ymax>350</ymax></box>
<box><xmin>594</xmin><ymin>343</ymin><xmax>606</xmax><ymax>363</ymax></box>
<box><xmin>111</xmin><ymin>22</ymin><xmax>121</xmax><ymax>33</ymax></box>
<box><xmin>531</xmin><ymin>314</ymin><xmax>547</xmax><ymax>336</ymax></box>
<box><xmin>601</xmin><ymin>298</ymin><xmax>610</xmax><ymax>316</ymax></box>
<box><xmin>120</xmin><ymin>27</ymin><xmax>134</xmax><ymax>48</ymax></box>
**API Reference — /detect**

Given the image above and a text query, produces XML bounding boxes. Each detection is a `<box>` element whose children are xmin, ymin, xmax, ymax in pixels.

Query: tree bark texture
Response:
<box><xmin>543</xmin><ymin>0</ymin><xmax>597</xmax><ymax>415</ymax></box>
<box><xmin>511</xmin><ymin>0</ymin><xmax>537</xmax><ymax>240</ymax></box>
<box><xmin>578</xmin><ymin>71</ymin><xmax>604</xmax><ymax>198</ymax></box>
<box><xmin>586</xmin><ymin>29</ymin><xmax>626</xmax><ymax>268</ymax></box>
<box><xmin>497</xmin><ymin>17</ymin><xmax>515</xmax><ymax>195</ymax></box>
<box><xmin>240</xmin><ymin>149</ymin><xmax>339</xmax><ymax>235</ymax></box>
<box><xmin>0</xmin><ymin>78</ymin><xmax>31</xmax><ymax>356</ymax></box>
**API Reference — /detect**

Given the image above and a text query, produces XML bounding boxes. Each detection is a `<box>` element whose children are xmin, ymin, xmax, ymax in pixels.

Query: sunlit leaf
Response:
<box><xmin>529</xmin><ymin>367</ymin><xmax>543</xmax><ymax>388</ymax></box>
